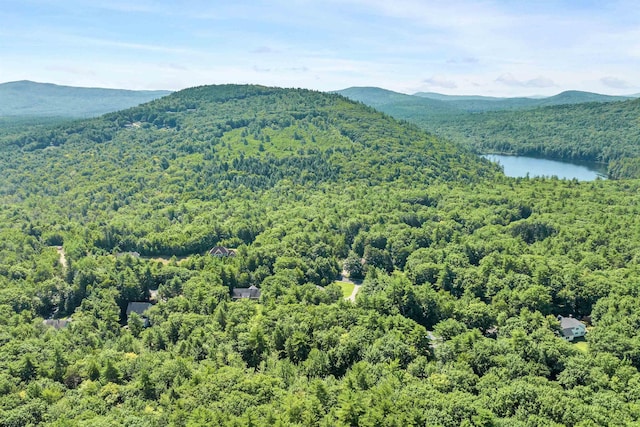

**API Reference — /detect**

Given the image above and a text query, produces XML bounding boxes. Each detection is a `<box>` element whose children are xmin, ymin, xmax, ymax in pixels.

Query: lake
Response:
<box><xmin>483</xmin><ymin>154</ymin><xmax>607</xmax><ymax>181</ymax></box>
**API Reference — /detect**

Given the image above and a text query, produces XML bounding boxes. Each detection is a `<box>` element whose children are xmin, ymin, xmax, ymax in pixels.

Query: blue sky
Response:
<box><xmin>1</xmin><ymin>0</ymin><xmax>639</xmax><ymax>96</ymax></box>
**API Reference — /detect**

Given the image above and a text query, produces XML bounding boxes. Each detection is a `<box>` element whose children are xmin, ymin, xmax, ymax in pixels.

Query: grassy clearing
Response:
<box><xmin>141</xmin><ymin>255</ymin><xmax>191</xmax><ymax>265</ymax></box>
<box><xmin>574</xmin><ymin>341</ymin><xmax>589</xmax><ymax>353</ymax></box>
<box><xmin>335</xmin><ymin>281</ymin><xmax>355</xmax><ymax>298</ymax></box>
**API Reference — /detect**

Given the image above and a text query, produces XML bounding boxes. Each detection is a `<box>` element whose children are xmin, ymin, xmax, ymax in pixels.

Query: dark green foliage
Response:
<box><xmin>344</xmin><ymin>252</ymin><xmax>364</xmax><ymax>280</ymax></box>
<box><xmin>509</xmin><ymin>220</ymin><xmax>557</xmax><ymax>244</ymax></box>
<box><xmin>102</xmin><ymin>360</ymin><xmax>121</xmax><ymax>384</ymax></box>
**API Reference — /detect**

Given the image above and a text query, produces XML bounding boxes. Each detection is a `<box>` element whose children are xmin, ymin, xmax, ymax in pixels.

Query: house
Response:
<box><xmin>126</xmin><ymin>302</ymin><xmax>153</xmax><ymax>327</ymax></box>
<box><xmin>43</xmin><ymin>318</ymin><xmax>72</xmax><ymax>330</ymax></box>
<box><xmin>209</xmin><ymin>246</ymin><xmax>236</xmax><ymax>257</ymax></box>
<box><xmin>425</xmin><ymin>331</ymin><xmax>442</xmax><ymax>349</ymax></box>
<box><xmin>116</xmin><ymin>251</ymin><xmax>140</xmax><ymax>258</ymax></box>
<box><xmin>484</xmin><ymin>326</ymin><xmax>498</xmax><ymax>339</ymax></box>
<box><xmin>557</xmin><ymin>315</ymin><xmax>587</xmax><ymax>341</ymax></box>
<box><xmin>232</xmin><ymin>285</ymin><xmax>261</xmax><ymax>300</ymax></box>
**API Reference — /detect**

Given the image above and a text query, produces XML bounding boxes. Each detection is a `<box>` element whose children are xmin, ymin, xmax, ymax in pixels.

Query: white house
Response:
<box><xmin>208</xmin><ymin>246</ymin><xmax>236</xmax><ymax>257</ymax></box>
<box><xmin>557</xmin><ymin>315</ymin><xmax>587</xmax><ymax>341</ymax></box>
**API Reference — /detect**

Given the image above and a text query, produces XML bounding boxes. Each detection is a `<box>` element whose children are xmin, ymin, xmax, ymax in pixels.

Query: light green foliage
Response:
<box><xmin>335</xmin><ymin>281</ymin><xmax>355</xmax><ymax>298</ymax></box>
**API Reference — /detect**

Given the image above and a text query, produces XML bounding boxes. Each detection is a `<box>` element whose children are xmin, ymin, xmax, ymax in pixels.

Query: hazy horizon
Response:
<box><xmin>2</xmin><ymin>1</ymin><xmax>639</xmax><ymax>97</ymax></box>
<box><xmin>3</xmin><ymin>79</ymin><xmax>639</xmax><ymax>99</ymax></box>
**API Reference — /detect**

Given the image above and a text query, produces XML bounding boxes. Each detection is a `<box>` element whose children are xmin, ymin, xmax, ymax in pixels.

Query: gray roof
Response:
<box><xmin>209</xmin><ymin>246</ymin><xmax>236</xmax><ymax>257</ymax></box>
<box><xmin>558</xmin><ymin>316</ymin><xmax>585</xmax><ymax>337</ymax></box>
<box><xmin>558</xmin><ymin>315</ymin><xmax>584</xmax><ymax>330</ymax></box>
<box><xmin>43</xmin><ymin>319</ymin><xmax>72</xmax><ymax>329</ymax></box>
<box><xmin>116</xmin><ymin>251</ymin><xmax>140</xmax><ymax>258</ymax></box>
<box><xmin>232</xmin><ymin>285</ymin><xmax>261</xmax><ymax>299</ymax></box>
<box><xmin>126</xmin><ymin>302</ymin><xmax>153</xmax><ymax>316</ymax></box>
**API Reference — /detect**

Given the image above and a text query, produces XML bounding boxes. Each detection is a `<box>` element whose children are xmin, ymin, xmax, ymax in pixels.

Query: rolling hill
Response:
<box><xmin>0</xmin><ymin>84</ymin><xmax>498</xmax><ymax>256</ymax></box>
<box><xmin>414</xmin><ymin>89</ymin><xmax>633</xmax><ymax>112</ymax></box>
<box><xmin>339</xmin><ymin>86</ymin><xmax>633</xmax><ymax>114</ymax></box>
<box><xmin>0</xmin><ymin>80</ymin><xmax>171</xmax><ymax>118</ymax></box>
<box><xmin>335</xmin><ymin>87</ymin><xmax>459</xmax><ymax>120</ymax></box>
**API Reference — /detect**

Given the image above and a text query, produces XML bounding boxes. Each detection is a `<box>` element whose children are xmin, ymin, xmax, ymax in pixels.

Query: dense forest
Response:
<box><xmin>338</xmin><ymin>88</ymin><xmax>640</xmax><ymax>179</ymax></box>
<box><xmin>426</xmin><ymin>100</ymin><xmax>640</xmax><ymax>179</ymax></box>
<box><xmin>1</xmin><ymin>85</ymin><xmax>640</xmax><ymax>425</ymax></box>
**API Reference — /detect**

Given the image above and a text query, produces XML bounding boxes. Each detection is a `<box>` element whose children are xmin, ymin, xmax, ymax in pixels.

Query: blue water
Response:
<box><xmin>483</xmin><ymin>154</ymin><xmax>607</xmax><ymax>181</ymax></box>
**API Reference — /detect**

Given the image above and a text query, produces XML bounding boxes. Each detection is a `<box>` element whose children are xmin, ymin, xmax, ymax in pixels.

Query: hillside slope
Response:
<box><xmin>0</xmin><ymin>80</ymin><xmax>171</xmax><ymax>117</ymax></box>
<box><xmin>0</xmin><ymin>84</ymin><xmax>497</xmax><ymax>256</ymax></box>
<box><xmin>427</xmin><ymin>98</ymin><xmax>640</xmax><ymax>178</ymax></box>
<box><xmin>336</xmin><ymin>86</ymin><xmax>458</xmax><ymax>117</ymax></box>
<box><xmin>338</xmin><ymin>86</ymin><xmax>640</xmax><ymax>178</ymax></box>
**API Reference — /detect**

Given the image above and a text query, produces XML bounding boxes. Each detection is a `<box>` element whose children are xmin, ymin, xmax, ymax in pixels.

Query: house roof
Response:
<box><xmin>208</xmin><ymin>246</ymin><xmax>236</xmax><ymax>257</ymax></box>
<box><xmin>232</xmin><ymin>285</ymin><xmax>261</xmax><ymax>299</ymax></box>
<box><xmin>126</xmin><ymin>302</ymin><xmax>153</xmax><ymax>317</ymax></box>
<box><xmin>116</xmin><ymin>251</ymin><xmax>140</xmax><ymax>258</ymax></box>
<box><xmin>558</xmin><ymin>315</ymin><xmax>584</xmax><ymax>330</ymax></box>
<box><xmin>43</xmin><ymin>319</ymin><xmax>72</xmax><ymax>329</ymax></box>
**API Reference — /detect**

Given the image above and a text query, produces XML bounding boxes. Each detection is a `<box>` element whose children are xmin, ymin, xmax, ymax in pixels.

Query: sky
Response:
<box><xmin>1</xmin><ymin>0</ymin><xmax>639</xmax><ymax>96</ymax></box>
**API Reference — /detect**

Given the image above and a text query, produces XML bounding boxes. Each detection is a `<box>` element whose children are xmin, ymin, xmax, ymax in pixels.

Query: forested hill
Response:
<box><xmin>0</xmin><ymin>84</ymin><xmax>498</xmax><ymax>257</ymax></box>
<box><xmin>338</xmin><ymin>86</ymin><xmax>640</xmax><ymax>178</ymax></box>
<box><xmin>338</xmin><ymin>86</ymin><xmax>632</xmax><ymax>114</ymax></box>
<box><xmin>335</xmin><ymin>86</ymin><xmax>454</xmax><ymax>110</ymax></box>
<box><xmin>413</xmin><ymin>90</ymin><xmax>633</xmax><ymax>112</ymax></box>
<box><xmin>4</xmin><ymin>84</ymin><xmax>640</xmax><ymax>425</ymax></box>
<box><xmin>0</xmin><ymin>80</ymin><xmax>171</xmax><ymax>118</ymax></box>
<box><xmin>335</xmin><ymin>87</ymin><xmax>459</xmax><ymax>118</ymax></box>
<box><xmin>426</xmin><ymin>98</ymin><xmax>640</xmax><ymax>179</ymax></box>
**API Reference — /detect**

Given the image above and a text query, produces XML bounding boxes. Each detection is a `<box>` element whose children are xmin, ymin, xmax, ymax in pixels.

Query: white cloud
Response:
<box><xmin>600</xmin><ymin>76</ymin><xmax>631</xmax><ymax>89</ymax></box>
<box><xmin>251</xmin><ymin>46</ymin><xmax>278</xmax><ymax>54</ymax></box>
<box><xmin>423</xmin><ymin>76</ymin><xmax>457</xmax><ymax>89</ymax></box>
<box><xmin>496</xmin><ymin>73</ymin><xmax>556</xmax><ymax>88</ymax></box>
<box><xmin>66</xmin><ymin>36</ymin><xmax>199</xmax><ymax>55</ymax></box>
<box><xmin>446</xmin><ymin>57</ymin><xmax>479</xmax><ymax>65</ymax></box>
<box><xmin>252</xmin><ymin>65</ymin><xmax>272</xmax><ymax>73</ymax></box>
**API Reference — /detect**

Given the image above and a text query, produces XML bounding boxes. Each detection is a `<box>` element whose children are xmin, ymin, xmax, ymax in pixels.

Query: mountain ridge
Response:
<box><xmin>0</xmin><ymin>80</ymin><xmax>172</xmax><ymax>118</ymax></box>
<box><xmin>1</xmin><ymin>80</ymin><xmax>169</xmax><ymax>93</ymax></box>
<box><xmin>338</xmin><ymin>86</ymin><xmax>634</xmax><ymax>113</ymax></box>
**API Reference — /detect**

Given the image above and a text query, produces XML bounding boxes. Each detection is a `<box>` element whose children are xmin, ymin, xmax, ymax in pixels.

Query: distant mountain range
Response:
<box><xmin>0</xmin><ymin>80</ymin><xmax>171</xmax><ymax>118</ymax></box>
<box><xmin>335</xmin><ymin>87</ymin><xmax>458</xmax><ymax>120</ymax></box>
<box><xmin>337</xmin><ymin>87</ymin><xmax>636</xmax><ymax>113</ymax></box>
<box><xmin>3</xmin><ymin>81</ymin><xmax>631</xmax><ymax>119</ymax></box>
